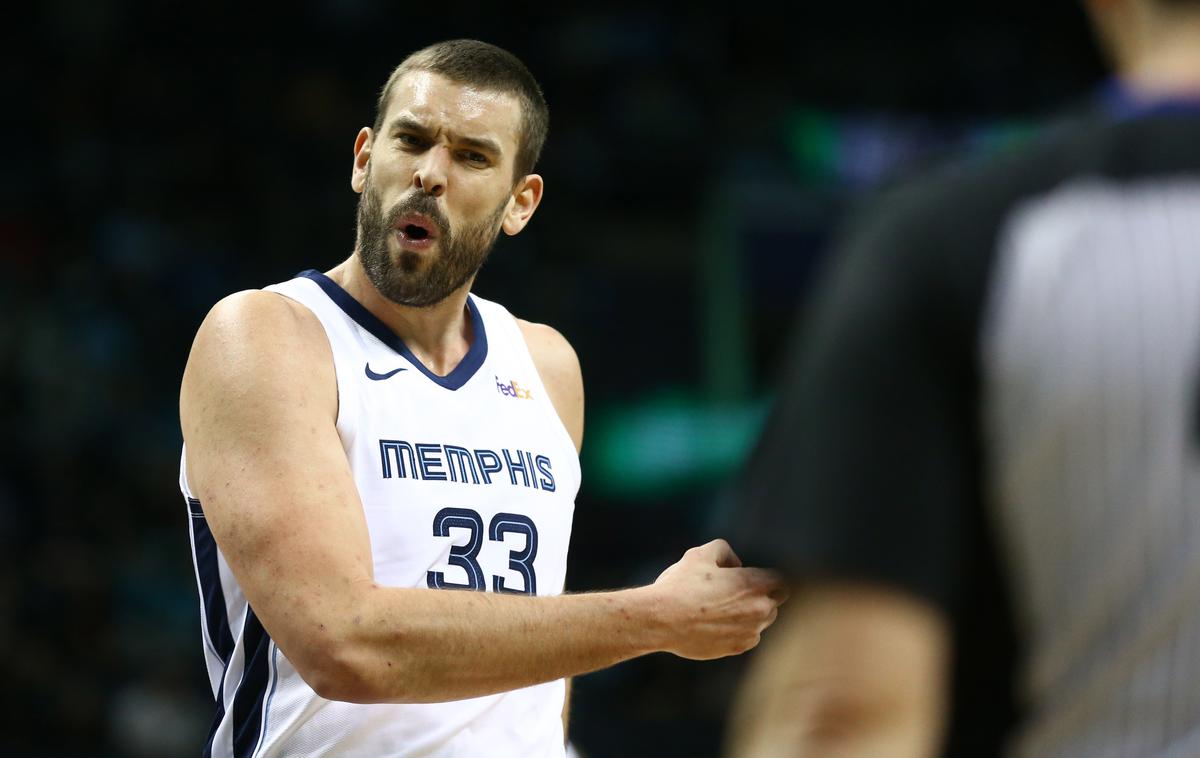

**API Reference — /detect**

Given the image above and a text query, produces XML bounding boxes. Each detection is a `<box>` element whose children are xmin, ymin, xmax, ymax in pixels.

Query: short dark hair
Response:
<box><xmin>372</xmin><ymin>39</ymin><xmax>549</xmax><ymax>181</ymax></box>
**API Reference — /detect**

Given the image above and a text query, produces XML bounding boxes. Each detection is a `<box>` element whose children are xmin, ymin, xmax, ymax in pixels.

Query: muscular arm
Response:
<box><xmin>181</xmin><ymin>291</ymin><xmax>783</xmax><ymax>705</ymax></box>
<box><xmin>727</xmin><ymin>583</ymin><xmax>950</xmax><ymax>758</ymax></box>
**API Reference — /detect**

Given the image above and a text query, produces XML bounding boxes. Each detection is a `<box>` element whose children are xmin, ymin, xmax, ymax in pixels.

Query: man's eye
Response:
<box><xmin>397</xmin><ymin>134</ymin><xmax>425</xmax><ymax>148</ymax></box>
<box><xmin>461</xmin><ymin>151</ymin><xmax>488</xmax><ymax>165</ymax></box>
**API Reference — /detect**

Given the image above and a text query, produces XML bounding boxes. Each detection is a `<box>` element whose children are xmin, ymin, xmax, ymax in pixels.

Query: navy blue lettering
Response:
<box><xmin>380</xmin><ymin>439</ymin><xmax>556</xmax><ymax>492</ymax></box>
<box><xmin>427</xmin><ymin>508</ymin><xmax>485</xmax><ymax>590</ymax></box>
<box><xmin>416</xmin><ymin>443</ymin><xmax>447</xmax><ymax>481</ymax></box>
<box><xmin>426</xmin><ymin>509</ymin><xmax>540</xmax><ymax>596</ymax></box>
<box><xmin>489</xmin><ymin>513</ymin><xmax>538</xmax><ymax>595</ymax></box>
<box><xmin>444</xmin><ymin>446</ymin><xmax>479</xmax><ymax>484</ymax></box>
<box><xmin>503</xmin><ymin>449</ymin><xmax>530</xmax><ymax>487</ymax></box>
<box><xmin>523</xmin><ymin>451</ymin><xmax>539</xmax><ymax>490</ymax></box>
<box><xmin>535</xmin><ymin>455</ymin><xmax>556</xmax><ymax>492</ymax></box>
<box><xmin>379</xmin><ymin>440</ymin><xmax>416</xmax><ymax>479</ymax></box>
<box><xmin>475</xmin><ymin>450</ymin><xmax>502</xmax><ymax>484</ymax></box>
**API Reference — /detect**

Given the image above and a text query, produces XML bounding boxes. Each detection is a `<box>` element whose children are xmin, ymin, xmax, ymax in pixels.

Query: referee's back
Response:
<box><xmin>975</xmin><ymin>98</ymin><xmax>1200</xmax><ymax>756</ymax></box>
<box><xmin>729</xmin><ymin>3</ymin><xmax>1200</xmax><ymax>753</ymax></box>
<box><xmin>732</xmin><ymin>93</ymin><xmax>1200</xmax><ymax>756</ymax></box>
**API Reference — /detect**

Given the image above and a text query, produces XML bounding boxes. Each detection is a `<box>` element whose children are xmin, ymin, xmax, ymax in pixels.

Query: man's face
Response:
<box><xmin>355</xmin><ymin>71</ymin><xmax>523</xmax><ymax>308</ymax></box>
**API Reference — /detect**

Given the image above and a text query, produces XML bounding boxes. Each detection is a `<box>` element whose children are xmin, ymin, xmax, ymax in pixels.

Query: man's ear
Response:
<box><xmin>502</xmin><ymin>174</ymin><xmax>544</xmax><ymax>236</ymax></box>
<box><xmin>351</xmin><ymin>127</ymin><xmax>373</xmax><ymax>193</ymax></box>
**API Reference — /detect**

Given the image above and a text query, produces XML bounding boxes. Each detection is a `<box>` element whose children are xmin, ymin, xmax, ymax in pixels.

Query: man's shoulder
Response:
<box><xmin>514</xmin><ymin>318</ymin><xmax>573</xmax><ymax>353</ymax></box>
<box><xmin>514</xmin><ymin>319</ymin><xmax>581</xmax><ymax>385</ymax></box>
<box><xmin>199</xmin><ymin>288</ymin><xmax>324</xmax><ymax>343</ymax></box>
<box><xmin>181</xmin><ymin>287</ymin><xmax>338</xmax><ymax>440</ymax></box>
<box><xmin>185</xmin><ymin>289</ymin><xmax>332</xmax><ymax>392</ymax></box>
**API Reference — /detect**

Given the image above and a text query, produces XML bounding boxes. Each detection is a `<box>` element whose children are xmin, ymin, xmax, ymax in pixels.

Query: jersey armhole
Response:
<box><xmin>520</xmin><ymin>328</ymin><xmax>581</xmax><ymax>460</ymax></box>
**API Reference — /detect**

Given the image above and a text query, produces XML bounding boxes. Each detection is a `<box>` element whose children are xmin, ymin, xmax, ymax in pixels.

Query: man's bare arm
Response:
<box><xmin>726</xmin><ymin>582</ymin><xmax>950</xmax><ymax>758</ymax></box>
<box><xmin>181</xmin><ymin>291</ymin><xmax>784</xmax><ymax>705</ymax></box>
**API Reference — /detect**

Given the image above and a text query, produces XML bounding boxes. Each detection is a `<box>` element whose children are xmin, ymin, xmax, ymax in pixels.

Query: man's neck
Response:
<box><xmin>1120</xmin><ymin>17</ymin><xmax>1200</xmax><ymax>98</ymax></box>
<box><xmin>328</xmin><ymin>255</ymin><xmax>476</xmax><ymax>378</ymax></box>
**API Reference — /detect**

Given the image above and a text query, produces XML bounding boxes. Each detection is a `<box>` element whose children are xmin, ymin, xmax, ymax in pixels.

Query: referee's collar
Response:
<box><xmin>1100</xmin><ymin>78</ymin><xmax>1200</xmax><ymax>120</ymax></box>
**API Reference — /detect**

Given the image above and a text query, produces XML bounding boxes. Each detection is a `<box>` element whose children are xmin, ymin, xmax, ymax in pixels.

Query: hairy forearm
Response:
<box><xmin>302</xmin><ymin>584</ymin><xmax>666</xmax><ymax>704</ymax></box>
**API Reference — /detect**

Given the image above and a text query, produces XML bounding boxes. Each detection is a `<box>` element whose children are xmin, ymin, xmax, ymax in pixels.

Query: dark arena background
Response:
<box><xmin>2</xmin><ymin>2</ymin><xmax>1104</xmax><ymax>756</ymax></box>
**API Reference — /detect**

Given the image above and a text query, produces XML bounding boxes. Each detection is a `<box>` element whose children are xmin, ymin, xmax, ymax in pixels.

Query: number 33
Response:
<box><xmin>427</xmin><ymin>507</ymin><xmax>539</xmax><ymax>595</ymax></box>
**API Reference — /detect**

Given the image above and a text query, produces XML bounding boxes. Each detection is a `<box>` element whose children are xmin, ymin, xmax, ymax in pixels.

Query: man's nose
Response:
<box><xmin>413</xmin><ymin>145</ymin><xmax>449</xmax><ymax>197</ymax></box>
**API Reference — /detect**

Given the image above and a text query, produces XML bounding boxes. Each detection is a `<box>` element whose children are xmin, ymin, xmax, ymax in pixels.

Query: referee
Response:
<box><xmin>727</xmin><ymin>1</ymin><xmax>1200</xmax><ymax>755</ymax></box>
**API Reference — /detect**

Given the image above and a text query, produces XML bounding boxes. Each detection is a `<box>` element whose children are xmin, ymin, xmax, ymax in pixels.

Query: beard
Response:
<box><xmin>355</xmin><ymin>177</ymin><xmax>509</xmax><ymax>308</ymax></box>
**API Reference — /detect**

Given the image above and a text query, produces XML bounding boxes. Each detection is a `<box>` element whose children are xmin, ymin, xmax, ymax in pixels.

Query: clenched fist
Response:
<box><xmin>648</xmin><ymin>539</ymin><xmax>789</xmax><ymax>660</ymax></box>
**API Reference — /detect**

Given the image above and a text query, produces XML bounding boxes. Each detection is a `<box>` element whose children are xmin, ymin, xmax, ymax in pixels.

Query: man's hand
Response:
<box><xmin>650</xmin><ymin>539</ymin><xmax>789</xmax><ymax>660</ymax></box>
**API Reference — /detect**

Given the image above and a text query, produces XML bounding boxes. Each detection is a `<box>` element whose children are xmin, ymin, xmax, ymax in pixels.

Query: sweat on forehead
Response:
<box><xmin>385</xmin><ymin>72</ymin><xmax>518</xmax><ymax>125</ymax></box>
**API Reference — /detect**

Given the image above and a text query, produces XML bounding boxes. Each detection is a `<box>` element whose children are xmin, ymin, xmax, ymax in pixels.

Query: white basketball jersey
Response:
<box><xmin>181</xmin><ymin>269</ymin><xmax>580</xmax><ymax>757</ymax></box>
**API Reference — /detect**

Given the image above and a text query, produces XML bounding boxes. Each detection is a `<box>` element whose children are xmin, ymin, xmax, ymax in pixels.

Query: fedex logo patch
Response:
<box><xmin>496</xmin><ymin>376</ymin><xmax>533</xmax><ymax>400</ymax></box>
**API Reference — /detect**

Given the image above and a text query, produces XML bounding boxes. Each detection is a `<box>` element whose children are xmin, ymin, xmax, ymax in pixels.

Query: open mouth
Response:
<box><xmin>397</xmin><ymin>214</ymin><xmax>437</xmax><ymax>236</ymax></box>
<box><xmin>403</xmin><ymin>223</ymin><xmax>430</xmax><ymax>240</ymax></box>
<box><xmin>394</xmin><ymin>214</ymin><xmax>439</xmax><ymax>249</ymax></box>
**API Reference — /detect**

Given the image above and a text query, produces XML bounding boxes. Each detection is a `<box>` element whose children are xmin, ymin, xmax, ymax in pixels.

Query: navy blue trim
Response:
<box><xmin>1099</xmin><ymin>78</ymin><xmax>1200</xmax><ymax>121</ymax></box>
<box><xmin>297</xmin><ymin>269</ymin><xmax>488</xmax><ymax>391</ymax></box>
<box><xmin>232</xmin><ymin>608</ymin><xmax>272</xmax><ymax>758</ymax></box>
<box><xmin>189</xmin><ymin>497</ymin><xmax>235</xmax><ymax>757</ymax></box>
<box><xmin>189</xmin><ymin>498</ymin><xmax>236</xmax><ymax>663</ymax></box>
<box><xmin>202</xmin><ymin>700</ymin><xmax>225</xmax><ymax>758</ymax></box>
<box><xmin>257</xmin><ymin>644</ymin><xmax>281</xmax><ymax>755</ymax></box>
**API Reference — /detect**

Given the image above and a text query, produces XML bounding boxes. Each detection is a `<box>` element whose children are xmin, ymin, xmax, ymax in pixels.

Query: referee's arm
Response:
<box><xmin>728</xmin><ymin>583</ymin><xmax>949</xmax><ymax>757</ymax></box>
<box><xmin>725</xmin><ymin>186</ymin><xmax>981</xmax><ymax>756</ymax></box>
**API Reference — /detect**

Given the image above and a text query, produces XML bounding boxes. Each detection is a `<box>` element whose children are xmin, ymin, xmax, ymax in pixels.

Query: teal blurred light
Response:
<box><xmin>584</xmin><ymin>390</ymin><xmax>771</xmax><ymax>500</ymax></box>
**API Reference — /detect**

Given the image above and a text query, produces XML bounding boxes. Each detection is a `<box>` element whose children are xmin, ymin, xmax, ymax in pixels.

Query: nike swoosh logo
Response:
<box><xmin>365</xmin><ymin>364</ymin><xmax>407</xmax><ymax>381</ymax></box>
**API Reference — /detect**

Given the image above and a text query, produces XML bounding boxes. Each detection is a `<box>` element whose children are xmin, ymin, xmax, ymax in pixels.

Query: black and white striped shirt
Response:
<box><xmin>736</xmin><ymin>87</ymin><xmax>1200</xmax><ymax>757</ymax></box>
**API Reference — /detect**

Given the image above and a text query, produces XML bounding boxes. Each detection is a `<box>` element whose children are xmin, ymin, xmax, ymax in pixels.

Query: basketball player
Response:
<box><xmin>179</xmin><ymin>40</ymin><xmax>785</xmax><ymax>757</ymax></box>
<box><xmin>726</xmin><ymin>1</ymin><xmax>1200</xmax><ymax>755</ymax></box>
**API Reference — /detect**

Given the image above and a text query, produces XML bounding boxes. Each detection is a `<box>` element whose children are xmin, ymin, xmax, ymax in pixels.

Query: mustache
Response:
<box><xmin>385</xmin><ymin>192</ymin><xmax>450</xmax><ymax>236</ymax></box>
